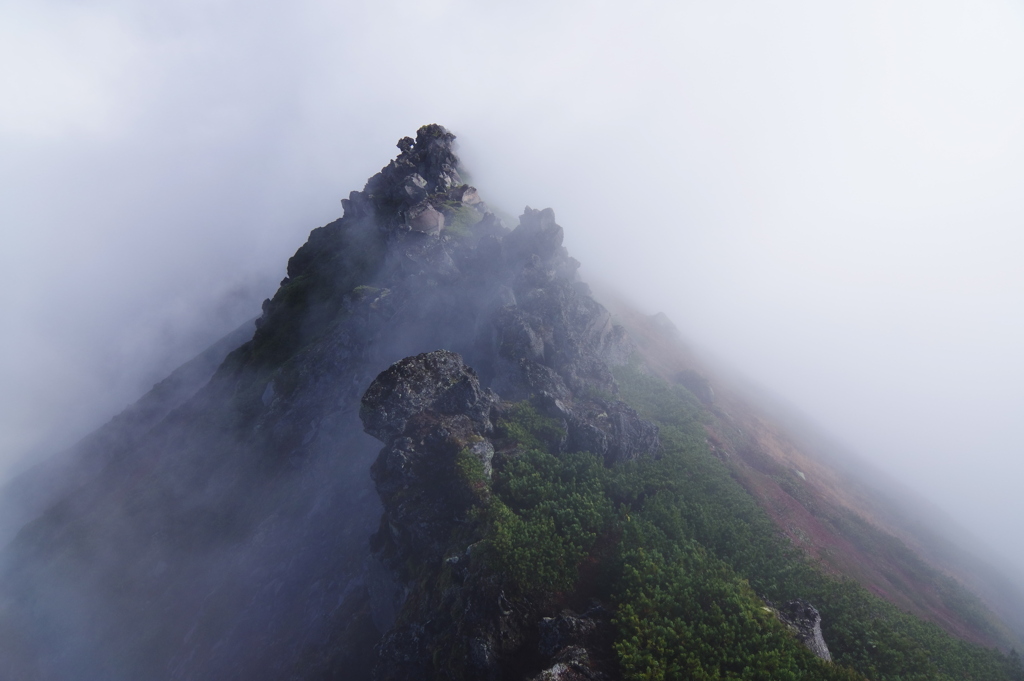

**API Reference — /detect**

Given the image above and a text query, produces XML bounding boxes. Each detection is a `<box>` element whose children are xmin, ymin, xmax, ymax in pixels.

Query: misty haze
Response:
<box><xmin>2</xmin><ymin>1</ymin><xmax>1024</xmax><ymax>680</ymax></box>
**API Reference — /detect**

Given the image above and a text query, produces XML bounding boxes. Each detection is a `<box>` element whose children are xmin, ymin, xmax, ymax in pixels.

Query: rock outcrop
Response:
<box><xmin>360</xmin><ymin>342</ymin><xmax>639</xmax><ymax>680</ymax></box>
<box><xmin>363</xmin><ymin>350</ymin><xmax>498</xmax><ymax>574</ymax></box>
<box><xmin>773</xmin><ymin>600</ymin><xmax>833</xmax><ymax>662</ymax></box>
<box><xmin>531</xmin><ymin>605</ymin><xmax>616</xmax><ymax>681</ymax></box>
<box><xmin>361</xmin><ymin>351</ymin><xmax>507</xmax><ymax>680</ymax></box>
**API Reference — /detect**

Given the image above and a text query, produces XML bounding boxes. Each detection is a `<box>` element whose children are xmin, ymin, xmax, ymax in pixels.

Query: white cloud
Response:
<box><xmin>0</xmin><ymin>3</ymin><xmax>141</xmax><ymax>137</ymax></box>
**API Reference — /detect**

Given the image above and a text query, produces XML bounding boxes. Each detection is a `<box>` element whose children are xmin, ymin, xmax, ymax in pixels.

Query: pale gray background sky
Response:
<box><xmin>2</xmin><ymin>0</ymin><xmax>1023</xmax><ymax>581</ymax></box>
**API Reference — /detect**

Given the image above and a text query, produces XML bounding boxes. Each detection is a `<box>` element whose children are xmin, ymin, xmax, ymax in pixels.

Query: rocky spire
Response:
<box><xmin>341</xmin><ymin>124</ymin><xmax>473</xmax><ymax>234</ymax></box>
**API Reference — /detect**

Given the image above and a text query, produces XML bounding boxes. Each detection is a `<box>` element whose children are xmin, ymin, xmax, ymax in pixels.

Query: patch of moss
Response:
<box><xmin>455</xmin><ymin>442</ymin><xmax>490</xmax><ymax>502</ymax></box>
<box><xmin>441</xmin><ymin>201</ymin><xmax>483</xmax><ymax>238</ymax></box>
<box><xmin>488</xmin><ymin>449</ymin><xmax>614</xmax><ymax>595</ymax></box>
<box><xmin>497</xmin><ymin>402</ymin><xmax>566</xmax><ymax>452</ymax></box>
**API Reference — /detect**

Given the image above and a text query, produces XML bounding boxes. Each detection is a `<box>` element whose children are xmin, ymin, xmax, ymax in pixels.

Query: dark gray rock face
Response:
<box><xmin>362</xmin><ymin>351</ymin><xmax>497</xmax><ymax>574</ymax></box>
<box><xmin>538</xmin><ymin>614</ymin><xmax>598</xmax><ymax>658</ymax></box>
<box><xmin>0</xmin><ymin>124</ymin><xmax>655</xmax><ymax>681</ymax></box>
<box><xmin>361</xmin><ymin>350</ymin><xmax>497</xmax><ymax>443</ymax></box>
<box><xmin>566</xmin><ymin>400</ymin><xmax>661</xmax><ymax>466</ymax></box>
<box><xmin>531</xmin><ymin>606</ymin><xmax>615</xmax><ymax>681</ymax></box>
<box><xmin>775</xmin><ymin>600</ymin><xmax>833</xmax><ymax>662</ymax></box>
<box><xmin>361</xmin><ymin>351</ymin><xmax>511</xmax><ymax>681</ymax></box>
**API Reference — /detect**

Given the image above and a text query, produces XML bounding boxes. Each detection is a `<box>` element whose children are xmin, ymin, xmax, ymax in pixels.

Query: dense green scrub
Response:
<box><xmin>484</xmin><ymin>369</ymin><xmax>1024</xmax><ymax>681</ymax></box>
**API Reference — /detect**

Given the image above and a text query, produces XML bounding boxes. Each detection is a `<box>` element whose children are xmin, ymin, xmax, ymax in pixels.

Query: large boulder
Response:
<box><xmin>360</xmin><ymin>350</ymin><xmax>496</xmax><ymax>444</ymax></box>
<box><xmin>407</xmin><ymin>203</ymin><xmax>445</xmax><ymax>235</ymax></box>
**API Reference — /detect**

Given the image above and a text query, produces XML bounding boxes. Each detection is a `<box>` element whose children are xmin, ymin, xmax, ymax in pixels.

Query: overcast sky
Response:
<box><xmin>3</xmin><ymin>0</ymin><xmax>1023</xmax><ymax>581</ymax></box>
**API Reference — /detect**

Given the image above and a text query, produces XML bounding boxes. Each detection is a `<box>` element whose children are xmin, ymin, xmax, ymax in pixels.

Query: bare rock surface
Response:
<box><xmin>773</xmin><ymin>599</ymin><xmax>833</xmax><ymax>662</ymax></box>
<box><xmin>361</xmin><ymin>350</ymin><xmax>496</xmax><ymax>443</ymax></box>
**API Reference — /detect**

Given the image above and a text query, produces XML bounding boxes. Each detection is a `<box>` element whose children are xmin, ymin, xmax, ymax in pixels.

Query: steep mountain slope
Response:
<box><xmin>0</xmin><ymin>125</ymin><xmax>1020</xmax><ymax>681</ymax></box>
<box><xmin>0</xmin><ymin>319</ymin><xmax>255</xmax><ymax>549</ymax></box>
<box><xmin>600</xmin><ymin>297</ymin><xmax>1024</xmax><ymax>652</ymax></box>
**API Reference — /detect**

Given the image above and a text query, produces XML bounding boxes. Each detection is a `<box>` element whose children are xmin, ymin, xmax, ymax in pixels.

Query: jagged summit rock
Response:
<box><xmin>334</xmin><ymin>127</ymin><xmax>662</xmax><ymax>680</ymax></box>
<box><xmin>249</xmin><ymin>124</ymin><xmax>654</xmax><ymax>466</ymax></box>
<box><xmin>342</xmin><ymin>123</ymin><xmax>469</xmax><ymax>230</ymax></box>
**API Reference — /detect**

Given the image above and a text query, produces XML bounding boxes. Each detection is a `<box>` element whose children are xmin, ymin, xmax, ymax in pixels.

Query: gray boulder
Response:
<box><xmin>360</xmin><ymin>350</ymin><xmax>496</xmax><ymax>444</ymax></box>
<box><xmin>775</xmin><ymin>599</ymin><xmax>832</xmax><ymax>662</ymax></box>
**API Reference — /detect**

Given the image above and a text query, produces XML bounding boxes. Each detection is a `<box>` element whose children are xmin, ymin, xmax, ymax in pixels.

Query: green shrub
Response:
<box><xmin>427</xmin><ymin>369</ymin><xmax>1023</xmax><ymax>680</ymax></box>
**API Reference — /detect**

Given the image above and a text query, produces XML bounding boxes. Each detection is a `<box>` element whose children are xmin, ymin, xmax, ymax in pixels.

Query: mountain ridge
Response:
<box><xmin>0</xmin><ymin>124</ymin><xmax>1019</xmax><ymax>681</ymax></box>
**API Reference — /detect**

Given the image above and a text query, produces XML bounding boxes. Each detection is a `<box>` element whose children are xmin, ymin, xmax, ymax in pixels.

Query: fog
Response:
<box><xmin>3</xmin><ymin>0</ymin><xmax>1023</xmax><ymax>593</ymax></box>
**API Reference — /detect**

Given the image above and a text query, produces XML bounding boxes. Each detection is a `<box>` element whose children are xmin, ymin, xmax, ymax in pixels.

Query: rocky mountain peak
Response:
<box><xmin>342</xmin><ymin>123</ymin><xmax>470</xmax><ymax>234</ymax></box>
